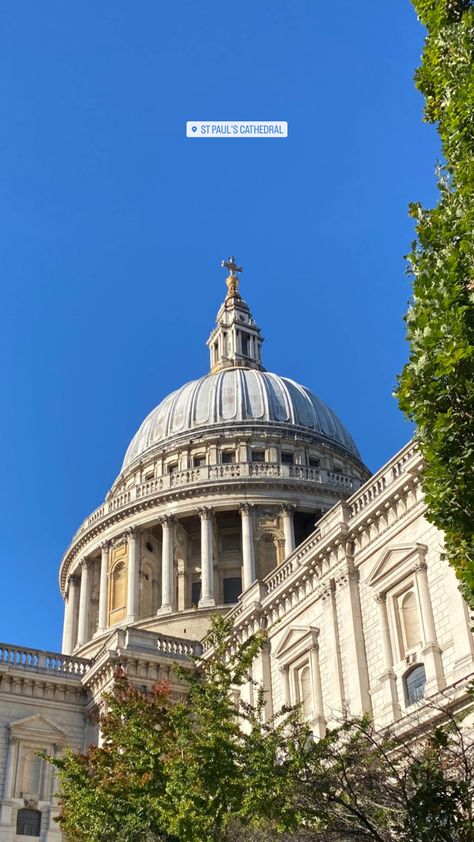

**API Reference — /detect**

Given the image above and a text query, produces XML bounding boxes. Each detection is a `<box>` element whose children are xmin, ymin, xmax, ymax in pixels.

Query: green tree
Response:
<box><xmin>396</xmin><ymin>0</ymin><xmax>474</xmax><ymax>605</ymax></box>
<box><xmin>287</xmin><ymin>711</ymin><xmax>474</xmax><ymax>841</ymax></box>
<box><xmin>48</xmin><ymin>618</ymin><xmax>302</xmax><ymax>842</ymax></box>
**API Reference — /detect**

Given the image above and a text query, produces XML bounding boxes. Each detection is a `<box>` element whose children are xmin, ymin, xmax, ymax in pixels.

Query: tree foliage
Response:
<box><xmin>48</xmin><ymin>618</ymin><xmax>301</xmax><ymax>842</ymax></box>
<box><xmin>48</xmin><ymin>621</ymin><xmax>474</xmax><ymax>841</ymax></box>
<box><xmin>396</xmin><ymin>0</ymin><xmax>474</xmax><ymax>605</ymax></box>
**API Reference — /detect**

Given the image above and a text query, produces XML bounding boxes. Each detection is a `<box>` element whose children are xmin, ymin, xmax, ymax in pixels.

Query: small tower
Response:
<box><xmin>207</xmin><ymin>257</ymin><xmax>264</xmax><ymax>372</ymax></box>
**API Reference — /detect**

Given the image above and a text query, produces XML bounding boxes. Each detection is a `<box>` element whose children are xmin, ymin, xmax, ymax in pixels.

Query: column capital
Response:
<box><xmin>413</xmin><ymin>559</ymin><xmax>428</xmax><ymax>574</ymax></box>
<box><xmin>159</xmin><ymin>514</ymin><xmax>176</xmax><ymax>527</ymax></box>
<box><xmin>80</xmin><ymin>556</ymin><xmax>91</xmax><ymax>570</ymax></box>
<box><xmin>281</xmin><ymin>503</ymin><xmax>295</xmax><ymax>514</ymax></box>
<box><xmin>126</xmin><ymin>526</ymin><xmax>139</xmax><ymax>539</ymax></box>
<box><xmin>100</xmin><ymin>539</ymin><xmax>112</xmax><ymax>551</ymax></box>
<box><xmin>67</xmin><ymin>573</ymin><xmax>80</xmax><ymax>588</ymax></box>
<box><xmin>374</xmin><ymin>591</ymin><xmax>387</xmax><ymax>604</ymax></box>
<box><xmin>239</xmin><ymin>502</ymin><xmax>254</xmax><ymax>516</ymax></box>
<box><xmin>279</xmin><ymin>663</ymin><xmax>289</xmax><ymax>675</ymax></box>
<box><xmin>197</xmin><ymin>506</ymin><xmax>213</xmax><ymax>519</ymax></box>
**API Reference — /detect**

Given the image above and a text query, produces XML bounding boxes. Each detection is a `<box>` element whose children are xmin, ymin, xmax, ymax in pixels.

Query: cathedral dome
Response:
<box><xmin>122</xmin><ymin>368</ymin><xmax>360</xmax><ymax>470</ymax></box>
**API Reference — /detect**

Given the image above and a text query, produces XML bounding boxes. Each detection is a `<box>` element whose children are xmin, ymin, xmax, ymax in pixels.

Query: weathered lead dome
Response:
<box><xmin>122</xmin><ymin>369</ymin><xmax>360</xmax><ymax>469</ymax></box>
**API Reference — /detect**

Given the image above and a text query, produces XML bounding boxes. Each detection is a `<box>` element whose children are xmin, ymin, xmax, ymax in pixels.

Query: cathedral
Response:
<box><xmin>1</xmin><ymin>260</ymin><xmax>473</xmax><ymax>841</ymax></box>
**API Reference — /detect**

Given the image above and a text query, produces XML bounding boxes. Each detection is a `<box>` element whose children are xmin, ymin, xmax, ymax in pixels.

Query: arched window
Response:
<box><xmin>401</xmin><ymin>591</ymin><xmax>421</xmax><ymax>650</ymax></box>
<box><xmin>404</xmin><ymin>664</ymin><xmax>426</xmax><ymax>706</ymax></box>
<box><xmin>299</xmin><ymin>665</ymin><xmax>312</xmax><ymax>719</ymax></box>
<box><xmin>16</xmin><ymin>808</ymin><xmax>41</xmax><ymax>836</ymax></box>
<box><xmin>109</xmin><ymin>561</ymin><xmax>127</xmax><ymax>624</ymax></box>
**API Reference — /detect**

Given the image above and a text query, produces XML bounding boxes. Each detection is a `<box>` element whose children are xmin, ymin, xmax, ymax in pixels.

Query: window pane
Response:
<box><xmin>192</xmin><ymin>581</ymin><xmax>201</xmax><ymax>605</ymax></box>
<box><xmin>16</xmin><ymin>808</ymin><xmax>41</xmax><ymax>836</ymax></box>
<box><xmin>405</xmin><ymin>664</ymin><xmax>426</xmax><ymax>706</ymax></box>
<box><xmin>252</xmin><ymin>450</ymin><xmax>265</xmax><ymax>463</ymax></box>
<box><xmin>223</xmin><ymin>577</ymin><xmax>242</xmax><ymax>604</ymax></box>
<box><xmin>281</xmin><ymin>452</ymin><xmax>294</xmax><ymax>464</ymax></box>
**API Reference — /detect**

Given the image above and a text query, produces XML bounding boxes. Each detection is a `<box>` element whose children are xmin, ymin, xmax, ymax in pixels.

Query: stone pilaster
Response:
<box><xmin>414</xmin><ymin>557</ymin><xmax>445</xmax><ymax>694</ymax></box>
<box><xmin>309</xmin><ymin>632</ymin><xmax>326</xmax><ymax>737</ymax></box>
<box><xmin>375</xmin><ymin>592</ymin><xmax>401</xmax><ymax>723</ymax></box>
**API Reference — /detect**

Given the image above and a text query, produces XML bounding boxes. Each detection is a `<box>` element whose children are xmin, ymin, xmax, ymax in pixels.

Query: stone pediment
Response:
<box><xmin>275</xmin><ymin>626</ymin><xmax>319</xmax><ymax>663</ymax></box>
<box><xmin>367</xmin><ymin>543</ymin><xmax>427</xmax><ymax>591</ymax></box>
<box><xmin>10</xmin><ymin>714</ymin><xmax>67</xmax><ymax>743</ymax></box>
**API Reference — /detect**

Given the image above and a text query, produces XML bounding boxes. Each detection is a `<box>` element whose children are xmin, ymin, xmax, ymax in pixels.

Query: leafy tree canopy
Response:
<box><xmin>396</xmin><ymin>0</ymin><xmax>474</xmax><ymax>604</ymax></box>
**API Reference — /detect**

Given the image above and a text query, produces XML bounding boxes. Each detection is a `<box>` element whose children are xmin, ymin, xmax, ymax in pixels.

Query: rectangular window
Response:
<box><xmin>223</xmin><ymin>577</ymin><xmax>242</xmax><ymax>604</ymax></box>
<box><xmin>193</xmin><ymin>455</ymin><xmax>206</xmax><ymax>467</ymax></box>
<box><xmin>192</xmin><ymin>581</ymin><xmax>201</xmax><ymax>605</ymax></box>
<box><xmin>281</xmin><ymin>452</ymin><xmax>294</xmax><ymax>464</ymax></box>
<box><xmin>167</xmin><ymin>463</ymin><xmax>178</xmax><ymax>474</ymax></box>
<box><xmin>308</xmin><ymin>457</ymin><xmax>320</xmax><ymax>468</ymax></box>
<box><xmin>221</xmin><ymin>451</ymin><xmax>235</xmax><ymax>464</ymax></box>
<box><xmin>144</xmin><ymin>471</ymin><xmax>154</xmax><ymax>481</ymax></box>
<box><xmin>251</xmin><ymin>450</ymin><xmax>265</xmax><ymax>463</ymax></box>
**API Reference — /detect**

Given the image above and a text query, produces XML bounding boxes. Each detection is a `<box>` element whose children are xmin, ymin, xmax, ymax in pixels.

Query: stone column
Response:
<box><xmin>62</xmin><ymin>574</ymin><xmax>80</xmax><ymax>654</ymax></box>
<box><xmin>158</xmin><ymin>516</ymin><xmax>175</xmax><ymax>614</ymax></box>
<box><xmin>260</xmin><ymin>641</ymin><xmax>274</xmax><ymax>722</ymax></box>
<box><xmin>2</xmin><ymin>737</ymin><xmax>18</xmax><ymax>798</ymax></box>
<box><xmin>414</xmin><ymin>558</ymin><xmax>445</xmax><ymax>693</ymax></box>
<box><xmin>281</xmin><ymin>504</ymin><xmax>296</xmax><ymax>557</ymax></box>
<box><xmin>309</xmin><ymin>635</ymin><xmax>326</xmax><ymax>737</ymax></box>
<box><xmin>97</xmin><ymin>541</ymin><xmax>111</xmax><ymax>633</ymax></box>
<box><xmin>280</xmin><ymin>664</ymin><xmax>291</xmax><ymax>707</ymax></box>
<box><xmin>240</xmin><ymin>503</ymin><xmax>256</xmax><ymax>591</ymax></box>
<box><xmin>77</xmin><ymin>558</ymin><xmax>92</xmax><ymax>647</ymax></box>
<box><xmin>375</xmin><ymin>592</ymin><xmax>401</xmax><ymax>723</ymax></box>
<box><xmin>199</xmin><ymin>507</ymin><xmax>215</xmax><ymax>608</ymax></box>
<box><xmin>126</xmin><ymin>527</ymin><xmax>140</xmax><ymax>623</ymax></box>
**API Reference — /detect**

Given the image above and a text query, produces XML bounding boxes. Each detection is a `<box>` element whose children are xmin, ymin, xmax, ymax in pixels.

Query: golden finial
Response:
<box><xmin>221</xmin><ymin>256</ymin><xmax>243</xmax><ymax>298</ymax></box>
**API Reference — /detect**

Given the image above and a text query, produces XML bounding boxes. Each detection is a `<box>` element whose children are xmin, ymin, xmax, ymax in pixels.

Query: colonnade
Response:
<box><xmin>62</xmin><ymin>503</ymin><xmax>297</xmax><ymax>654</ymax></box>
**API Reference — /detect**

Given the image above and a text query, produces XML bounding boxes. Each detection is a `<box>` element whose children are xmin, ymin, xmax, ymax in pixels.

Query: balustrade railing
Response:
<box><xmin>155</xmin><ymin>635</ymin><xmax>201</xmax><ymax>659</ymax></box>
<box><xmin>348</xmin><ymin>442</ymin><xmax>419</xmax><ymax>518</ymax></box>
<box><xmin>0</xmin><ymin>644</ymin><xmax>90</xmax><ymax>676</ymax></box>
<box><xmin>71</xmin><ymin>461</ymin><xmax>356</xmax><ymax>544</ymax></box>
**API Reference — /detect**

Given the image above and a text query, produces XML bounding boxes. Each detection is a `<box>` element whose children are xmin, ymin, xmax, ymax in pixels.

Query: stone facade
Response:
<box><xmin>1</xmin><ymin>266</ymin><xmax>473</xmax><ymax>840</ymax></box>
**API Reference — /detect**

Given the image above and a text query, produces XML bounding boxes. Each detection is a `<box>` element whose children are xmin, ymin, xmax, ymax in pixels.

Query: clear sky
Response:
<box><xmin>0</xmin><ymin>2</ymin><xmax>439</xmax><ymax>650</ymax></box>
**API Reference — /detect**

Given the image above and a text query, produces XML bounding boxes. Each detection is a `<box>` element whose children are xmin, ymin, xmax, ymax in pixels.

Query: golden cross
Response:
<box><xmin>221</xmin><ymin>256</ymin><xmax>243</xmax><ymax>278</ymax></box>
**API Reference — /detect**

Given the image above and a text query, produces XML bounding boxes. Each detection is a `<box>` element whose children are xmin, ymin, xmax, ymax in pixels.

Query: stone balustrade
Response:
<box><xmin>70</xmin><ymin>461</ymin><xmax>357</xmax><ymax>544</ymax></box>
<box><xmin>227</xmin><ymin>441</ymin><xmax>421</xmax><ymax>615</ymax></box>
<box><xmin>155</xmin><ymin>635</ymin><xmax>202</xmax><ymax>659</ymax></box>
<box><xmin>0</xmin><ymin>643</ymin><xmax>90</xmax><ymax>676</ymax></box>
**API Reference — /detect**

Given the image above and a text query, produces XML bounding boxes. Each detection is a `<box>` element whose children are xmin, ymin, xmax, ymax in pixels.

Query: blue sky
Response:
<box><xmin>0</xmin><ymin>1</ymin><xmax>439</xmax><ymax>650</ymax></box>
